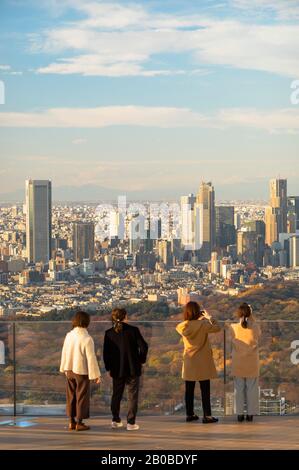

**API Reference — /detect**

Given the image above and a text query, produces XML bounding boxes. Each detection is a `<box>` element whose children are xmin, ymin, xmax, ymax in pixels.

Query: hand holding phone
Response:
<box><xmin>201</xmin><ymin>309</ymin><xmax>212</xmax><ymax>321</ymax></box>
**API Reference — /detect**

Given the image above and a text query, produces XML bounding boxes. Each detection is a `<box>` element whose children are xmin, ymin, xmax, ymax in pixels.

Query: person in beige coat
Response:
<box><xmin>60</xmin><ymin>311</ymin><xmax>101</xmax><ymax>431</ymax></box>
<box><xmin>176</xmin><ymin>302</ymin><xmax>221</xmax><ymax>424</ymax></box>
<box><xmin>229</xmin><ymin>303</ymin><xmax>261</xmax><ymax>422</ymax></box>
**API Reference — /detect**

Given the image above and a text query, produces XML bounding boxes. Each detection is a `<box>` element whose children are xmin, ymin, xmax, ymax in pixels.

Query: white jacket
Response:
<box><xmin>60</xmin><ymin>327</ymin><xmax>101</xmax><ymax>380</ymax></box>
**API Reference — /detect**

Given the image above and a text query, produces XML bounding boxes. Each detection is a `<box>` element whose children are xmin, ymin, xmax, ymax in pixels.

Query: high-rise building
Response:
<box><xmin>237</xmin><ymin>231</ymin><xmax>260</xmax><ymax>265</ymax></box>
<box><xmin>265</xmin><ymin>179</ymin><xmax>288</xmax><ymax>246</ymax></box>
<box><xmin>290</xmin><ymin>236</ymin><xmax>299</xmax><ymax>268</ymax></box>
<box><xmin>157</xmin><ymin>240</ymin><xmax>172</xmax><ymax>268</ymax></box>
<box><xmin>180</xmin><ymin>194</ymin><xmax>196</xmax><ymax>250</ymax></box>
<box><xmin>245</xmin><ymin>220</ymin><xmax>266</xmax><ymax>238</ymax></box>
<box><xmin>287</xmin><ymin>212</ymin><xmax>297</xmax><ymax>234</ymax></box>
<box><xmin>215</xmin><ymin>206</ymin><xmax>236</xmax><ymax>249</ymax></box>
<box><xmin>195</xmin><ymin>182</ymin><xmax>215</xmax><ymax>261</ymax></box>
<box><xmin>128</xmin><ymin>214</ymin><xmax>145</xmax><ymax>254</ymax></box>
<box><xmin>288</xmin><ymin>196</ymin><xmax>299</xmax><ymax>230</ymax></box>
<box><xmin>73</xmin><ymin>222</ymin><xmax>95</xmax><ymax>263</ymax></box>
<box><xmin>210</xmin><ymin>251</ymin><xmax>221</xmax><ymax>275</ymax></box>
<box><xmin>25</xmin><ymin>179</ymin><xmax>52</xmax><ymax>264</ymax></box>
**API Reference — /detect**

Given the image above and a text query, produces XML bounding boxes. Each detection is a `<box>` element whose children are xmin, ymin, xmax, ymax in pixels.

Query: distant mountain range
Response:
<box><xmin>0</xmin><ymin>182</ymin><xmax>271</xmax><ymax>203</ymax></box>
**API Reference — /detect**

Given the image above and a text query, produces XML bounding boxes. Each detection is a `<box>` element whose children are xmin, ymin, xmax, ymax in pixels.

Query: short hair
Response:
<box><xmin>72</xmin><ymin>311</ymin><xmax>90</xmax><ymax>329</ymax></box>
<box><xmin>183</xmin><ymin>302</ymin><xmax>202</xmax><ymax>321</ymax></box>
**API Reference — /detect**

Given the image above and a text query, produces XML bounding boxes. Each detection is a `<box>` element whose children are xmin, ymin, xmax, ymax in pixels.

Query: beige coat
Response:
<box><xmin>60</xmin><ymin>327</ymin><xmax>101</xmax><ymax>380</ymax></box>
<box><xmin>230</xmin><ymin>319</ymin><xmax>261</xmax><ymax>378</ymax></box>
<box><xmin>176</xmin><ymin>318</ymin><xmax>221</xmax><ymax>381</ymax></box>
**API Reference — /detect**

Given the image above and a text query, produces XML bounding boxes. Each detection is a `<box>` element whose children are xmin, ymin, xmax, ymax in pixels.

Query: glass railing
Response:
<box><xmin>0</xmin><ymin>321</ymin><xmax>298</xmax><ymax>416</ymax></box>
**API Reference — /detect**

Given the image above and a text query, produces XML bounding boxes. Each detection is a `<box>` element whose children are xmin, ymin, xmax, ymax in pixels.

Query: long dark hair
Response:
<box><xmin>237</xmin><ymin>303</ymin><xmax>252</xmax><ymax>329</ymax></box>
<box><xmin>111</xmin><ymin>308</ymin><xmax>127</xmax><ymax>333</ymax></box>
<box><xmin>183</xmin><ymin>302</ymin><xmax>203</xmax><ymax>321</ymax></box>
<box><xmin>72</xmin><ymin>310</ymin><xmax>90</xmax><ymax>329</ymax></box>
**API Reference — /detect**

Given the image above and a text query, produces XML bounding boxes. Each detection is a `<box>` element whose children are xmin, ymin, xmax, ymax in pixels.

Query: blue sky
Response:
<box><xmin>0</xmin><ymin>0</ymin><xmax>299</xmax><ymax>201</ymax></box>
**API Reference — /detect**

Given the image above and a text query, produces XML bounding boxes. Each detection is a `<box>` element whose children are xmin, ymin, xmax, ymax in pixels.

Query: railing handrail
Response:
<box><xmin>1</xmin><ymin>320</ymin><xmax>299</xmax><ymax>324</ymax></box>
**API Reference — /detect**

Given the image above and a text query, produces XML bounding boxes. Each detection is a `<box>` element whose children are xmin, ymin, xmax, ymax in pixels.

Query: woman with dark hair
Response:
<box><xmin>230</xmin><ymin>303</ymin><xmax>261</xmax><ymax>422</ymax></box>
<box><xmin>103</xmin><ymin>308</ymin><xmax>148</xmax><ymax>431</ymax></box>
<box><xmin>176</xmin><ymin>302</ymin><xmax>221</xmax><ymax>424</ymax></box>
<box><xmin>60</xmin><ymin>311</ymin><xmax>101</xmax><ymax>431</ymax></box>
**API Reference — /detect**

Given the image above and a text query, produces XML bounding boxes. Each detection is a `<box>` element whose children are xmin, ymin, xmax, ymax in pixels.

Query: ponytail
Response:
<box><xmin>237</xmin><ymin>303</ymin><xmax>252</xmax><ymax>329</ymax></box>
<box><xmin>111</xmin><ymin>308</ymin><xmax>127</xmax><ymax>333</ymax></box>
<box><xmin>241</xmin><ymin>316</ymin><xmax>248</xmax><ymax>329</ymax></box>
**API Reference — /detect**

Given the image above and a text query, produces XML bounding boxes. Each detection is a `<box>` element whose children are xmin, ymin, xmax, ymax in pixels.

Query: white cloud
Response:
<box><xmin>30</xmin><ymin>1</ymin><xmax>299</xmax><ymax>78</ymax></box>
<box><xmin>0</xmin><ymin>64</ymin><xmax>23</xmax><ymax>75</ymax></box>
<box><xmin>0</xmin><ymin>105</ymin><xmax>298</xmax><ymax>133</ymax></box>
<box><xmin>232</xmin><ymin>0</ymin><xmax>299</xmax><ymax>20</ymax></box>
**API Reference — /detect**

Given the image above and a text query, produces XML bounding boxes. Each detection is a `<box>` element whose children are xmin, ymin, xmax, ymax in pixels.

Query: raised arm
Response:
<box><xmin>201</xmin><ymin>310</ymin><xmax>221</xmax><ymax>334</ymax></box>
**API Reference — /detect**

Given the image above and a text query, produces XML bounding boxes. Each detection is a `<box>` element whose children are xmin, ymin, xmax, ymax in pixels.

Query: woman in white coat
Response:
<box><xmin>60</xmin><ymin>311</ymin><xmax>101</xmax><ymax>431</ymax></box>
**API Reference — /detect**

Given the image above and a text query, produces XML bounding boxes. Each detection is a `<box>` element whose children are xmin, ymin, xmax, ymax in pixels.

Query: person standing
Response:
<box><xmin>103</xmin><ymin>308</ymin><xmax>148</xmax><ymax>431</ymax></box>
<box><xmin>60</xmin><ymin>311</ymin><xmax>101</xmax><ymax>431</ymax></box>
<box><xmin>176</xmin><ymin>302</ymin><xmax>221</xmax><ymax>424</ymax></box>
<box><xmin>230</xmin><ymin>303</ymin><xmax>261</xmax><ymax>422</ymax></box>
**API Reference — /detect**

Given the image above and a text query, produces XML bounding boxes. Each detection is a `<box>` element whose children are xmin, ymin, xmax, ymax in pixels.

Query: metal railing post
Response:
<box><xmin>223</xmin><ymin>327</ymin><xmax>227</xmax><ymax>417</ymax></box>
<box><xmin>13</xmin><ymin>322</ymin><xmax>17</xmax><ymax>418</ymax></box>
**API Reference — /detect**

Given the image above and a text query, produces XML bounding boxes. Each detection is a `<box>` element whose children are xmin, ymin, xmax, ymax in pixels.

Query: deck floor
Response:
<box><xmin>0</xmin><ymin>416</ymin><xmax>299</xmax><ymax>450</ymax></box>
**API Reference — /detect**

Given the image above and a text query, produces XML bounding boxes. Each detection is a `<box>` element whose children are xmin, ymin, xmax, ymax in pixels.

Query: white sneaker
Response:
<box><xmin>111</xmin><ymin>421</ymin><xmax>123</xmax><ymax>429</ymax></box>
<box><xmin>127</xmin><ymin>423</ymin><xmax>139</xmax><ymax>431</ymax></box>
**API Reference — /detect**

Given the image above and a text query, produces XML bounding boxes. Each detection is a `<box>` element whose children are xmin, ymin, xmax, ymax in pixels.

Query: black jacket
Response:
<box><xmin>103</xmin><ymin>323</ymin><xmax>148</xmax><ymax>378</ymax></box>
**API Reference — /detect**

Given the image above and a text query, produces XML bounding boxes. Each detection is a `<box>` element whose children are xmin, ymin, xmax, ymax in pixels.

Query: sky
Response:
<box><xmin>0</xmin><ymin>0</ymin><xmax>299</xmax><ymax>201</ymax></box>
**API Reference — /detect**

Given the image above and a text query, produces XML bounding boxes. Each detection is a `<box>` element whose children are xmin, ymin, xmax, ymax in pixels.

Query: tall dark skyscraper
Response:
<box><xmin>73</xmin><ymin>222</ymin><xmax>95</xmax><ymax>263</ymax></box>
<box><xmin>215</xmin><ymin>206</ymin><xmax>236</xmax><ymax>249</ymax></box>
<box><xmin>288</xmin><ymin>196</ymin><xmax>299</xmax><ymax>230</ymax></box>
<box><xmin>26</xmin><ymin>179</ymin><xmax>52</xmax><ymax>264</ymax></box>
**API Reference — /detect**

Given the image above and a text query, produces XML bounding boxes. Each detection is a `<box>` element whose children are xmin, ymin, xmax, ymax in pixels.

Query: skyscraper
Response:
<box><xmin>25</xmin><ymin>179</ymin><xmax>52</xmax><ymax>264</ymax></box>
<box><xmin>73</xmin><ymin>222</ymin><xmax>95</xmax><ymax>263</ymax></box>
<box><xmin>265</xmin><ymin>178</ymin><xmax>288</xmax><ymax>246</ymax></box>
<box><xmin>288</xmin><ymin>196</ymin><xmax>299</xmax><ymax>230</ymax></box>
<box><xmin>180</xmin><ymin>194</ymin><xmax>196</xmax><ymax>250</ymax></box>
<box><xmin>215</xmin><ymin>206</ymin><xmax>236</xmax><ymax>249</ymax></box>
<box><xmin>195</xmin><ymin>182</ymin><xmax>215</xmax><ymax>261</ymax></box>
<box><xmin>128</xmin><ymin>214</ymin><xmax>145</xmax><ymax>254</ymax></box>
<box><xmin>237</xmin><ymin>231</ymin><xmax>258</xmax><ymax>265</ymax></box>
<box><xmin>290</xmin><ymin>236</ymin><xmax>299</xmax><ymax>268</ymax></box>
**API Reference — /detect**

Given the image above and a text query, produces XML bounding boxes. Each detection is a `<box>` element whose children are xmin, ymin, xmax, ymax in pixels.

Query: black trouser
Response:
<box><xmin>66</xmin><ymin>371</ymin><xmax>90</xmax><ymax>421</ymax></box>
<box><xmin>111</xmin><ymin>376</ymin><xmax>140</xmax><ymax>425</ymax></box>
<box><xmin>185</xmin><ymin>380</ymin><xmax>212</xmax><ymax>417</ymax></box>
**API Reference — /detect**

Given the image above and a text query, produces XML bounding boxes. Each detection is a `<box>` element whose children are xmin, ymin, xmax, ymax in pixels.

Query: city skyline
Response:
<box><xmin>0</xmin><ymin>0</ymin><xmax>299</xmax><ymax>200</ymax></box>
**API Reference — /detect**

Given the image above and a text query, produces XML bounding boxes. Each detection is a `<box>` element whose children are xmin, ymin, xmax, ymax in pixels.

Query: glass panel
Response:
<box><xmin>224</xmin><ymin>321</ymin><xmax>299</xmax><ymax>415</ymax></box>
<box><xmin>89</xmin><ymin>321</ymin><xmax>225</xmax><ymax>417</ymax></box>
<box><xmin>15</xmin><ymin>322</ymin><xmax>69</xmax><ymax>415</ymax></box>
<box><xmin>2</xmin><ymin>320</ymin><xmax>298</xmax><ymax>417</ymax></box>
<box><xmin>0</xmin><ymin>322</ymin><xmax>13</xmax><ymax>416</ymax></box>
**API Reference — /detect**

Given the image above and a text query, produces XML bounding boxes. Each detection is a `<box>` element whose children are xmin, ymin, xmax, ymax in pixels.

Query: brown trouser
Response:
<box><xmin>66</xmin><ymin>371</ymin><xmax>90</xmax><ymax>421</ymax></box>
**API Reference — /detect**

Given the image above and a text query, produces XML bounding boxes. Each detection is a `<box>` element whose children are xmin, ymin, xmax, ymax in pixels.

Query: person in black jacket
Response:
<box><xmin>103</xmin><ymin>308</ymin><xmax>148</xmax><ymax>431</ymax></box>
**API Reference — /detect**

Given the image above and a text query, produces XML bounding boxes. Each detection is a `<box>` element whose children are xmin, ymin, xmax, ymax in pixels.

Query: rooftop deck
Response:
<box><xmin>1</xmin><ymin>416</ymin><xmax>299</xmax><ymax>450</ymax></box>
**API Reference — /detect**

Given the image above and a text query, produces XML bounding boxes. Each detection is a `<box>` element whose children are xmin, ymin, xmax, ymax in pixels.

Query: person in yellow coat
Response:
<box><xmin>176</xmin><ymin>301</ymin><xmax>221</xmax><ymax>424</ymax></box>
<box><xmin>229</xmin><ymin>303</ymin><xmax>261</xmax><ymax>422</ymax></box>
